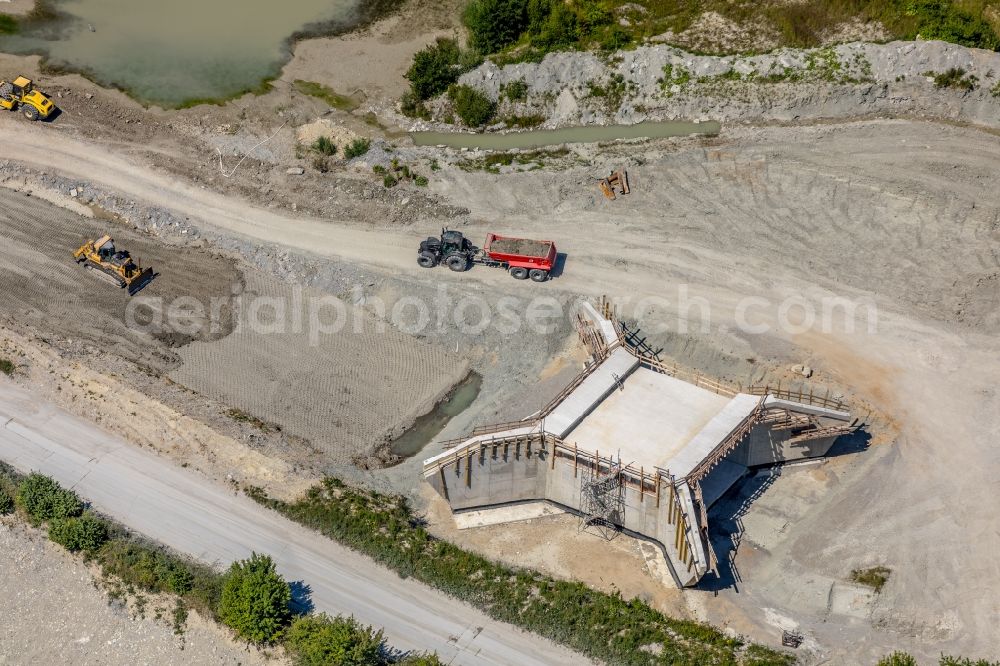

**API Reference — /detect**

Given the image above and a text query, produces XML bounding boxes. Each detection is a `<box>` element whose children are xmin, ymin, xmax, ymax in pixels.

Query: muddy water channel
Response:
<box><xmin>411</xmin><ymin>120</ymin><xmax>720</xmax><ymax>149</ymax></box>
<box><xmin>0</xmin><ymin>0</ymin><xmax>364</xmax><ymax>106</ymax></box>
<box><xmin>390</xmin><ymin>372</ymin><xmax>482</xmax><ymax>459</ymax></box>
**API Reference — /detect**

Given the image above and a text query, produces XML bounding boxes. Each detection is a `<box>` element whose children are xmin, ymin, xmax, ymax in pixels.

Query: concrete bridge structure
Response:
<box><xmin>423</xmin><ymin>300</ymin><xmax>858</xmax><ymax>587</ymax></box>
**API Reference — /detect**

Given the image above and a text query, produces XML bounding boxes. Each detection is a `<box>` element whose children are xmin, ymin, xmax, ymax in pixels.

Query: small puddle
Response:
<box><xmin>410</xmin><ymin>119</ymin><xmax>720</xmax><ymax>150</ymax></box>
<box><xmin>390</xmin><ymin>371</ymin><xmax>482</xmax><ymax>458</ymax></box>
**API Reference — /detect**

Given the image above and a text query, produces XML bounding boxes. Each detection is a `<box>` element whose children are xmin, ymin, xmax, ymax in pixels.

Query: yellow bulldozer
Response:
<box><xmin>73</xmin><ymin>235</ymin><xmax>154</xmax><ymax>295</ymax></box>
<box><xmin>0</xmin><ymin>76</ymin><xmax>55</xmax><ymax>121</ymax></box>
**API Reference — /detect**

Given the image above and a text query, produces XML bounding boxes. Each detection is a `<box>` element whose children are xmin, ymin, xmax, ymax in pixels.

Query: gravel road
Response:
<box><xmin>0</xmin><ymin>377</ymin><xmax>586</xmax><ymax>666</ymax></box>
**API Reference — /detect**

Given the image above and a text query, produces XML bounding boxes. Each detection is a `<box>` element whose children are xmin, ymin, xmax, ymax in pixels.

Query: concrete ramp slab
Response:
<box><xmin>669</xmin><ymin>394</ymin><xmax>761</xmax><ymax>477</ymax></box>
<box><xmin>544</xmin><ymin>348</ymin><xmax>640</xmax><ymax>437</ymax></box>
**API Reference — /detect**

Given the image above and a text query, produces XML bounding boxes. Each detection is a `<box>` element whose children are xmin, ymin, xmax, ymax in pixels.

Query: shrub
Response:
<box><xmin>16</xmin><ymin>473</ymin><xmax>83</xmax><ymax>524</ymax></box>
<box><xmin>343</xmin><ymin>138</ymin><xmax>371</xmax><ymax>160</ymax></box>
<box><xmin>501</xmin><ymin>79</ymin><xmax>528</xmax><ymax>101</ymax></box>
<box><xmin>96</xmin><ymin>540</ymin><xmax>217</xmax><ymax>613</ymax></box>
<box><xmin>285</xmin><ymin>614</ymin><xmax>384</xmax><ymax>666</ymax></box>
<box><xmin>312</xmin><ymin>136</ymin><xmax>337</xmax><ymax>156</ymax></box>
<box><xmin>251</xmin><ymin>478</ymin><xmax>794</xmax><ymax>666</ymax></box>
<box><xmin>405</xmin><ymin>38</ymin><xmax>465</xmax><ymax>101</ymax></box>
<box><xmin>372</xmin><ymin>165</ymin><xmax>386</xmax><ymax>174</ymax></box>
<box><xmin>928</xmin><ymin>67</ymin><xmax>978</xmax><ymax>90</ymax></box>
<box><xmin>0</xmin><ymin>358</ymin><xmax>14</xmax><ymax>375</ymax></box>
<box><xmin>448</xmin><ymin>85</ymin><xmax>496</xmax><ymax>127</ymax></box>
<box><xmin>0</xmin><ymin>14</ymin><xmax>16</xmax><ymax>35</ymax></box>
<box><xmin>383</xmin><ymin>174</ymin><xmax>398</xmax><ymax>188</ymax></box>
<box><xmin>851</xmin><ymin>566</ymin><xmax>891</xmax><ymax>592</ymax></box>
<box><xmin>219</xmin><ymin>552</ymin><xmax>291</xmax><ymax>644</ymax></box>
<box><xmin>48</xmin><ymin>513</ymin><xmax>109</xmax><ymax>552</ymax></box>
<box><xmin>398</xmin><ymin>656</ymin><xmax>444</xmax><ymax>666</ymax></box>
<box><xmin>414</xmin><ymin>175</ymin><xmax>429</xmax><ymax>187</ymax></box>
<box><xmin>463</xmin><ymin>0</ymin><xmax>529</xmax><ymax>54</ymax></box>
<box><xmin>877</xmin><ymin>653</ymin><xmax>918</xmax><ymax>666</ymax></box>
<box><xmin>0</xmin><ymin>487</ymin><xmax>12</xmax><ymax>514</ymax></box>
<box><xmin>400</xmin><ymin>91</ymin><xmax>430</xmax><ymax>119</ymax></box>
<box><xmin>939</xmin><ymin>656</ymin><xmax>1000</xmax><ymax>666</ymax></box>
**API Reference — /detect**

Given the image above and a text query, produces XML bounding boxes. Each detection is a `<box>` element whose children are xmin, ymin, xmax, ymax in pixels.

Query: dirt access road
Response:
<box><xmin>0</xmin><ymin>376</ymin><xmax>585</xmax><ymax>665</ymax></box>
<box><xmin>5</xmin><ymin>115</ymin><xmax>1000</xmax><ymax>660</ymax></box>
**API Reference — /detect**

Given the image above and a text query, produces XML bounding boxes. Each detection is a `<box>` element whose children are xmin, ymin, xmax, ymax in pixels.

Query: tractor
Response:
<box><xmin>417</xmin><ymin>229</ymin><xmax>477</xmax><ymax>272</ymax></box>
<box><xmin>0</xmin><ymin>76</ymin><xmax>55</xmax><ymax>121</ymax></box>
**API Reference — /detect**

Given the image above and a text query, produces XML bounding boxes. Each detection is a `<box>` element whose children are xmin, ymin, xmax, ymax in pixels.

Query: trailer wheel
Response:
<box><xmin>417</xmin><ymin>252</ymin><xmax>438</xmax><ymax>268</ymax></box>
<box><xmin>509</xmin><ymin>267</ymin><xmax>529</xmax><ymax>280</ymax></box>
<box><xmin>446</xmin><ymin>255</ymin><xmax>469</xmax><ymax>272</ymax></box>
<box><xmin>529</xmin><ymin>269</ymin><xmax>549</xmax><ymax>282</ymax></box>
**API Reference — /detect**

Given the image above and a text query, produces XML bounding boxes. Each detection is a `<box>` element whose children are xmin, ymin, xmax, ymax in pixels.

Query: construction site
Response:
<box><xmin>0</xmin><ymin>1</ymin><xmax>999</xmax><ymax>663</ymax></box>
<box><xmin>424</xmin><ymin>299</ymin><xmax>859</xmax><ymax>588</ymax></box>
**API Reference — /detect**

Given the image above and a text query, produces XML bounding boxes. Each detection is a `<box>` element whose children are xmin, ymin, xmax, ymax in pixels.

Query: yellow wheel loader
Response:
<box><xmin>73</xmin><ymin>235</ymin><xmax>154</xmax><ymax>295</ymax></box>
<box><xmin>0</xmin><ymin>76</ymin><xmax>55</xmax><ymax>121</ymax></box>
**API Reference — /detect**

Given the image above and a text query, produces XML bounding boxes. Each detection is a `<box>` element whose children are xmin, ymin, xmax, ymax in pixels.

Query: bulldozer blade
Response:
<box><xmin>127</xmin><ymin>267</ymin><xmax>155</xmax><ymax>295</ymax></box>
<box><xmin>598</xmin><ymin>179</ymin><xmax>616</xmax><ymax>200</ymax></box>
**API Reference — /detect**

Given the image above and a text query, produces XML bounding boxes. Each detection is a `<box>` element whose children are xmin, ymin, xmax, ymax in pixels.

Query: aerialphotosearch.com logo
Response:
<box><xmin>124</xmin><ymin>284</ymin><xmax>878</xmax><ymax>345</ymax></box>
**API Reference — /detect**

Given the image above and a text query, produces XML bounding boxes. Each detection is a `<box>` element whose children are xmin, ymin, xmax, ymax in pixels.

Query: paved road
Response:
<box><xmin>0</xmin><ymin>379</ymin><xmax>582</xmax><ymax>665</ymax></box>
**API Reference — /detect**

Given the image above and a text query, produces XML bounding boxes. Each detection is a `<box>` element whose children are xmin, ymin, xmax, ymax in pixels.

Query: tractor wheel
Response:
<box><xmin>417</xmin><ymin>252</ymin><xmax>438</xmax><ymax>268</ymax></box>
<box><xmin>23</xmin><ymin>105</ymin><xmax>39</xmax><ymax>121</ymax></box>
<box><xmin>446</xmin><ymin>255</ymin><xmax>469</xmax><ymax>272</ymax></box>
<box><xmin>509</xmin><ymin>266</ymin><xmax>529</xmax><ymax>280</ymax></box>
<box><xmin>529</xmin><ymin>269</ymin><xmax>549</xmax><ymax>282</ymax></box>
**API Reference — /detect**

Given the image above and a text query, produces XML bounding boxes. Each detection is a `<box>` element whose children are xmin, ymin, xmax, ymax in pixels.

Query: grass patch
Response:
<box><xmin>225</xmin><ymin>408</ymin><xmax>277</xmax><ymax>433</ymax></box>
<box><xmin>0</xmin><ymin>357</ymin><xmax>14</xmax><ymax>376</ymax></box>
<box><xmin>926</xmin><ymin>67</ymin><xmax>979</xmax><ymax>90</ymax></box>
<box><xmin>311</xmin><ymin>135</ymin><xmax>337</xmax><ymax>156</ymax></box>
<box><xmin>851</xmin><ymin>565</ymin><xmax>892</xmax><ymax>592</ymax></box>
<box><xmin>248</xmin><ymin>477</ymin><xmax>794</xmax><ymax>666</ymax></box>
<box><xmin>0</xmin><ymin>13</ymin><xmax>17</xmax><ymax>34</ymax></box>
<box><xmin>292</xmin><ymin>79</ymin><xmax>358</xmax><ymax>111</ymax></box>
<box><xmin>344</xmin><ymin>138</ymin><xmax>371</xmax><ymax>159</ymax></box>
<box><xmin>459</xmin><ymin>147</ymin><xmax>570</xmax><ymax>173</ymax></box>
<box><xmin>502</xmin><ymin>113</ymin><xmax>546</xmax><ymax>128</ymax></box>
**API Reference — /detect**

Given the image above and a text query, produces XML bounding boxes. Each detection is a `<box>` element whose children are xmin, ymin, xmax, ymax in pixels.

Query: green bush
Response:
<box><xmin>0</xmin><ymin>14</ymin><xmax>16</xmax><ymax>35</ymax></box>
<box><xmin>16</xmin><ymin>473</ymin><xmax>83</xmax><ymax>524</ymax></box>
<box><xmin>250</xmin><ymin>478</ymin><xmax>794</xmax><ymax>666</ymax></box>
<box><xmin>343</xmin><ymin>138</ymin><xmax>371</xmax><ymax>160</ymax></box>
<box><xmin>464</xmin><ymin>0</ymin><xmax>529</xmax><ymax>54</ymax></box>
<box><xmin>851</xmin><ymin>566</ymin><xmax>891</xmax><ymax>592</ymax></box>
<box><xmin>0</xmin><ymin>487</ymin><xmax>12</xmax><ymax>514</ymax></box>
<box><xmin>929</xmin><ymin>67</ymin><xmax>978</xmax><ymax>90</ymax></box>
<box><xmin>398</xmin><ymin>656</ymin><xmax>444</xmax><ymax>666</ymax></box>
<box><xmin>383</xmin><ymin>174</ymin><xmax>398</xmax><ymax>188</ymax></box>
<box><xmin>48</xmin><ymin>513</ymin><xmax>109</xmax><ymax>552</ymax></box>
<box><xmin>448</xmin><ymin>85</ymin><xmax>496</xmax><ymax>127</ymax></box>
<box><xmin>96</xmin><ymin>540</ymin><xmax>216</xmax><ymax>612</ymax></box>
<box><xmin>285</xmin><ymin>614</ymin><xmax>384</xmax><ymax>666</ymax></box>
<box><xmin>219</xmin><ymin>552</ymin><xmax>291</xmax><ymax>645</ymax></box>
<box><xmin>312</xmin><ymin>136</ymin><xmax>337</xmax><ymax>156</ymax></box>
<box><xmin>501</xmin><ymin>79</ymin><xmax>529</xmax><ymax>101</ymax></box>
<box><xmin>414</xmin><ymin>175</ymin><xmax>429</xmax><ymax>187</ymax></box>
<box><xmin>939</xmin><ymin>656</ymin><xmax>1000</xmax><ymax>666</ymax></box>
<box><xmin>405</xmin><ymin>38</ymin><xmax>465</xmax><ymax>101</ymax></box>
<box><xmin>0</xmin><ymin>358</ymin><xmax>14</xmax><ymax>375</ymax></box>
<box><xmin>877</xmin><ymin>653</ymin><xmax>918</xmax><ymax>666</ymax></box>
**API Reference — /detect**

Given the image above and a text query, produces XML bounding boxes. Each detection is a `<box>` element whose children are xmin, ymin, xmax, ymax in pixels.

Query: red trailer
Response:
<box><xmin>417</xmin><ymin>229</ymin><xmax>557</xmax><ymax>282</ymax></box>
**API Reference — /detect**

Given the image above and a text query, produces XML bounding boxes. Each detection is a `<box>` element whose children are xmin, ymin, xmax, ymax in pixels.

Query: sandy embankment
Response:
<box><xmin>0</xmin><ymin>0</ymin><xmax>35</xmax><ymax>17</ymax></box>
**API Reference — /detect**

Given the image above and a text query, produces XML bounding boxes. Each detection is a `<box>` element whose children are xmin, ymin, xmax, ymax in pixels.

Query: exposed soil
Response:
<box><xmin>0</xmin><ymin>519</ymin><xmax>280</xmax><ymax>665</ymax></box>
<box><xmin>0</xmin><ymin>2</ymin><xmax>997</xmax><ymax>663</ymax></box>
